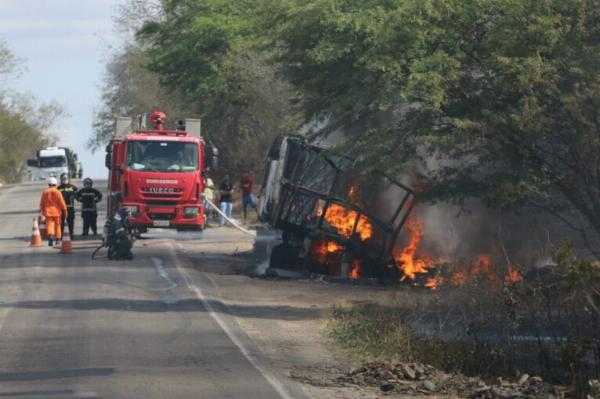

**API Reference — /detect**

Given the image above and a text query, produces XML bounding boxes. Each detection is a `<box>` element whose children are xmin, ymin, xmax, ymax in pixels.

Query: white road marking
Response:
<box><xmin>168</xmin><ymin>243</ymin><xmax>298</xmax><ymax>399</ymax></box>
<box><xmin>150</xmin><ymin>257</ymin><xmax>178</xmax><ymax>304</ymax></box>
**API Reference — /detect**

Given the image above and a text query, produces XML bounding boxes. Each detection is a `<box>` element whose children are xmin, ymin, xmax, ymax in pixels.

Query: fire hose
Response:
<box><xmin>91</xmin><ymin>198</ymin><xmax>255</xmax><ymax>260</ymax></box>
<box><xmin>204</xmin><ymin>198</ymin><xmax>256</xmax><ymax>237</ymax></box>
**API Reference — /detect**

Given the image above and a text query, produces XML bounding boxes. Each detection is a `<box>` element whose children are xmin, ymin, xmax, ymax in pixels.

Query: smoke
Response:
<box><xmin>298</xmin><ymin>118</ymin><xmax>595</xmax><ymax>268</ymax></box>
<box><xmin>407</xmin><ymin>200</ymin><xmax>594</xmax><ymax>268</ymax></box>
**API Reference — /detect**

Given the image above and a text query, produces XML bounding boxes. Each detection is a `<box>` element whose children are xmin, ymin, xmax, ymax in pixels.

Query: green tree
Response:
<box><xmin>134</xmin><ymin>0</ymin><xmax>299</xmax><ymax>175</ymax></box>
<box><xmin>267</xmin><ymin>0</ymin><xmax>600</xmax><ymax>247</ymax></box>
<box><xmin>0</xmin><ymin>38</ymin><xmax>62</xmax><ymax>183</ymax></box>
<box><xmin>90</xmin><ymin>44</ymin><xmax>192</xmax><ymax>151</ymax></box>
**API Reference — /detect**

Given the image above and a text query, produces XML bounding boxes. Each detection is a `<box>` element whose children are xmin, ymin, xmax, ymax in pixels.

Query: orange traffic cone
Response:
<box><xmin>38</xmin><ymin>216</ymin><xmax>48</xmax><ymax>240</ymax></box>
<box><xmin>60</xmin><ymin>224</ymin><xmax>73</xmax><ymax>254</ymax></box>
<box><xmin>30</xmin><ymin>217</ymin><xmax>43</xmax><ymax>247</ymax></box>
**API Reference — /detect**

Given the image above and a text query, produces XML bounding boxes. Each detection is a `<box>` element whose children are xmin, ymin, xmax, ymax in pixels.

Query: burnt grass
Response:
<box><xmin>325</xmin><ymin>264</ymin><xmax>600</xmax><ymax>397</ymax></box>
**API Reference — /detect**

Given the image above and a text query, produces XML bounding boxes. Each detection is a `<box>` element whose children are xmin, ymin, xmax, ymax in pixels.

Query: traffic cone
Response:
<box><xmin>60</xmin><ymin>224</ymin><xmax>73</xmax><ymax>254</ymax></box>
<box><xmin>38</xmin><ymin>216</ymin><xmax>48</xmax><ymax>240</ymax></box>
<box><xmin>30</xmin><ymin>217</ymin><xmax>43</xmax><ymax>247</ymax></box>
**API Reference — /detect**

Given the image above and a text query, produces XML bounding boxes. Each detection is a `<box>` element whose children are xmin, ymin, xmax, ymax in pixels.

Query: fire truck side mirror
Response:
<box><xmin>26</xmin><ymin>159</ymin><xmax>38</xmax><ymax>167</ymax></box>
<box><xmin>105</xmin><ymin>145</ymin><xmax>112</xmax><ymax>169</ymax></box>
<box><xmin>205</xmin><ymin>145</ymin><xmax>219</xmax><ymax>171</ymax></box>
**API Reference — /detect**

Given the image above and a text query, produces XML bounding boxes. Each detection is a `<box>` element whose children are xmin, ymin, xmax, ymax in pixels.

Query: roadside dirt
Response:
<box><xmin>177</xmin><ymin>226</ymin><xmax>433</xmax><ymax>399</ymax></box>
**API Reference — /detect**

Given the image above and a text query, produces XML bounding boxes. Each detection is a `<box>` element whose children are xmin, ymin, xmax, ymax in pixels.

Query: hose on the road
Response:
<box><xmin>90</xmin><ymin>200</ymin><xmax>255</xmax><ymax>260</ymax></box>
<box><xmin>91</xmin><ymin>242</ymin><xmax>107</xmax><ymax>259</ymax></box>
<box><xmin>204</xmin><ymin>198</ymin><xmax>256</xmax><ymax>237</ymax></box>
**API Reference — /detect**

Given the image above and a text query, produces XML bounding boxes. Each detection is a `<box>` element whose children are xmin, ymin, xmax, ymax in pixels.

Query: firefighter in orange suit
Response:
<box><xmin>40</xmin><ymin>177</ymin><xmax>68</xmax><ymax>246</ymax></box>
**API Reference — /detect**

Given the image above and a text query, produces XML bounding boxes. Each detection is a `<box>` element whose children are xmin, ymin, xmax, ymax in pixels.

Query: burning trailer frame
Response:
<box><xmin>260</xmin><ymin>136</ymin><xmax>415</xmax><ymax>280</ymax></box>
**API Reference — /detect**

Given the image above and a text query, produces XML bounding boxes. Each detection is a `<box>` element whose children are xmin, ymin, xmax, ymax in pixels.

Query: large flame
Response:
<box><xmin>394</xmin><ymin>216</ymin><xmax>523</xmax><ymax>289</ymax></box>
<box><xmin>319</xmin><ymin>203</ymin><xmax>373</xmax><ymax>241</ymax></box>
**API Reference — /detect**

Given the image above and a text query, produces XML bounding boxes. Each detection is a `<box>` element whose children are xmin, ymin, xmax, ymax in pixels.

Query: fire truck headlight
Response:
<box><xmin>183</xmin><ymin>207</ymin><xmax>199</xmax><ymax>218</ymax></box>
<box><xmin>122</xmin><ymin>206</ymin><xmax>139</xmax><ymax>216</ymax></box>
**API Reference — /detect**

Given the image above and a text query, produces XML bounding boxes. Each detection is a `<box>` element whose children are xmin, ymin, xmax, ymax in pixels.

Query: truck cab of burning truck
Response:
<box><xmin>105</xmin><ymin>115</ymin><xmax>218</xmax><ymax>232</ymax></box>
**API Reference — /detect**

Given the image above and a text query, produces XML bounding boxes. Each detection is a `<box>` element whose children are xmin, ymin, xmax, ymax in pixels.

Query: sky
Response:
<box><xmin>0</xmin><ymin>0</ymin><xmax>122</xmax><ymax>178</ymax></box>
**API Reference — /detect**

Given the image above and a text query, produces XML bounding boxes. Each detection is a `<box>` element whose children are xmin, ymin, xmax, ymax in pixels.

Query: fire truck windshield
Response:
<box><xmin>39</xmin><ymin>156</ymin><xmax>67</xmax><ymax>168</ymax></box>
<box><xmin>126</xmin><ymin>141</ymin><xmax>198</xmax><ymax>173</ymax></box>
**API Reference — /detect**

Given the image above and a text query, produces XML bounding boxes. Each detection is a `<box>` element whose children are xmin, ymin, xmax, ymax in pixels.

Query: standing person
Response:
<box><xmin>218</xmin><ymin>173</ymin><xmax>233</xmax><ymax>227</ymax></box>
<box><xmin>240</xmin><ymin>169</ymin><xmax>258</xmax><ymax>224</ymax></box>
<box><xmin>58</xmin><ymin>173</ymin><xmax>77</xmax><ymax>239</ymax></box>
<box><xmin>202</xmin><ymin>169</ymin><xmax>215</xmax><ymax>227</ymax></box>
<box><xmin>76</xmin><ymin>178</ymin><xmax>103</xmax><ymax>236</ymax></box>
<box><xmin>39</xmin><ymin>177</ymin><xmax>67</xmax><ymax>246</ymax></box>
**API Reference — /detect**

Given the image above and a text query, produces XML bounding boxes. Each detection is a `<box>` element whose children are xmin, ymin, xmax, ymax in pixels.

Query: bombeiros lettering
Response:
<box><xmin>146</xmin><ymin>179</ymin><xmax>178</xmax><ymax>185</ymax></box>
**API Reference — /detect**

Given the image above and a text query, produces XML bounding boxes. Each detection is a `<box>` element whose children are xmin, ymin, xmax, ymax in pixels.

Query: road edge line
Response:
<box><xmin>167</xmin><ymin>242</ymin><xmax>308</xmax><ymax>399</ymax></box>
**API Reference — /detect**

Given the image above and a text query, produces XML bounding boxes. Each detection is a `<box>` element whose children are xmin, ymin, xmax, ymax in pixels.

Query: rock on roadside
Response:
<box><xmin>336</xmin><ymin>361</ymin><xmax>567</xmax><ymax>398</ymax></box>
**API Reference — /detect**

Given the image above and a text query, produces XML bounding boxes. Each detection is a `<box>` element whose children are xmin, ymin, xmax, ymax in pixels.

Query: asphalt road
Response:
<box><xmin>0</xmin><ymin>182</ymin><xmax>303</xmax><ymax>399</ymax></box>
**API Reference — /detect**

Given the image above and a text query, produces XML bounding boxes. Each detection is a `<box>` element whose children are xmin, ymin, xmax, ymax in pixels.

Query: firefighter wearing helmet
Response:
<box><xmin>39</xmin><ymin>177</ymin><xmax>68</xmax><ymax>246</ymax></box>
<box><xmin>58</xmin><ymin>173</ymin><xmax>78</xmax><ymax>239</ymax></box>
<box><xmin>76</xmin><ymin>177</ymin><xmax>103</xmax><ymax>236</ymax></box>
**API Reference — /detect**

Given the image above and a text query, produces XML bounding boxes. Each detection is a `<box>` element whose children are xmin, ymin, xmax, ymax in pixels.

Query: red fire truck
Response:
<box><xmin>104</xmin><ymin>112</ymin><xmax>217</xmax><ymax>232</ymax></box>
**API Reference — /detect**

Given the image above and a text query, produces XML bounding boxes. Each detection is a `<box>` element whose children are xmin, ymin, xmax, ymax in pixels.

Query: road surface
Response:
<box><xmin>0</xmin><ymin>182</ymin><xmax>305</xmax><ymax>399</ymax></box>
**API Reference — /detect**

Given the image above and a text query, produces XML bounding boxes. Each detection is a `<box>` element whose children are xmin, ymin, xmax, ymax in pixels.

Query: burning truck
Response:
<box><xmin>258</xmin><ymin>136</ymin><xmax>416</xmax><ymax>280</ymax></box>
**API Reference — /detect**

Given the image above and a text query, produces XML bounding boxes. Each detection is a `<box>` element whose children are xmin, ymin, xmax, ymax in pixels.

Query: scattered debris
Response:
<box><xmin>335</xmin><ymin>361</ymin><xmax>568</xmax><ymax>398</ymax></box>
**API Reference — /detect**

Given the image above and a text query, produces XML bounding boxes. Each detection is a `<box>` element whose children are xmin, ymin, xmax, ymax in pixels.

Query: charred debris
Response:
<box><xmin>257</xmin><ymin>135</ymin><xmax>415</xmax><ymax>281</ymax></box>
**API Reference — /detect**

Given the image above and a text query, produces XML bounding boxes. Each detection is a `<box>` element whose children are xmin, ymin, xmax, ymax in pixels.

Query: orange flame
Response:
<box><xmin>505</xmin><ymin>266</ymin><xmax>523</xmax><ymax>284</ymax></box>
<box><xmin>394</xmin><ymin>217</ymin><xmax>523</xmax><ymax>289</ymax></box>
<box><xmin>309</xmin><ymin>239</ymin><xmax>343</xmax><ymax>265</ymax></box>
<box><xmin>349</xmin><ymin>259</ymin><xmax>361</xmax><ymax>279</ymax></box>
<box><xmin>394</xmin><ymin>217</ymin><xmax>438</xmax><ymax>281</ymax></box>
<box><xmin>424</xmin><ymin>276</ymin><xmax>438</xmax><ymax>290</ymax></box>
<box><xmin>320</xmin><ymin>204</ymin><xmax>373</xmax><ymax>241</ymax></box>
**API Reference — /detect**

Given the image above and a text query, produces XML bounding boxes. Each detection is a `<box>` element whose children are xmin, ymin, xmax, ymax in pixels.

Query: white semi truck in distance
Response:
<box><xmin>26</xmin><ymin>147</ymin><xmax>82</xmax><ymax>181</ymax></box>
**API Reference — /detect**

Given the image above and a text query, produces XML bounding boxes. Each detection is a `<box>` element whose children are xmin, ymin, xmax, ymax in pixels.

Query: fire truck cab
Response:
<box><xmin>104</xmin><ymin>113</ymin><xmax>217</xmax><ymax>233</ymax></box>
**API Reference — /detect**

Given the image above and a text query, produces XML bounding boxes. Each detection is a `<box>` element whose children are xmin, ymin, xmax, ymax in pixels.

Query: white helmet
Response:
<box><xmin>48</xmin><ymin>177</ymin><xmax>58</xmax><ymax>186</ymax></box>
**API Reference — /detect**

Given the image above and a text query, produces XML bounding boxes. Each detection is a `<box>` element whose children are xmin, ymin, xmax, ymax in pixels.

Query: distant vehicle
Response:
<box><xmin>26</xmin><ymin>147</ymin><xmax>68</xmax><ymax>181</ymax></box>
<box><xmin>26</xmin><ymin>147</ymin><xmax>82</xmax><ymax>182</ymax></box>
<box><xmin>104</xmin><ymin>112</ymin><xmax>218</xmax><ymax>233</ymax></box>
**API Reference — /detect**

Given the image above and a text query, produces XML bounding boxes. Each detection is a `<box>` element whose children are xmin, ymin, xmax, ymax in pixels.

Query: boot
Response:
<box><xmin>48</xmin><ymin>236</ymin><xmax>54</xmax><ymax>247</ymax></box>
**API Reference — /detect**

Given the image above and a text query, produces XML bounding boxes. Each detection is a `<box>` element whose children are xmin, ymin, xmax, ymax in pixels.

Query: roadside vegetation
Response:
<box><xmin>327</xmin><ymin>242</ymin><xmax>600</xmax><ymax>396</ymax></box>
<box><xmin>0</xmin><ymin>39</ymin><xmax>65</xmax><ymax>183</ymax></box>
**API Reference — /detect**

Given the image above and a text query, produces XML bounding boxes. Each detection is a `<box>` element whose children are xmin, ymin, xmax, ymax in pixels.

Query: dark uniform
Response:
<box><xmin>58</xmin><ymin>183</ymin><xmax>78</xmax><ymax>238</ymax></box>
<box><xmin>76</xmin><ymin>187</ymin><xmax>102</xmax><ymax>235</ymax></box>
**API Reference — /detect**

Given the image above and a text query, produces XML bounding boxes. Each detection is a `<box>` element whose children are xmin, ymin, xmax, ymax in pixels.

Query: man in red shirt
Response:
<box><xmin>240</xmin><ymin>169</ymin><xmax>258</xmax><ymax>223</ymax></box>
